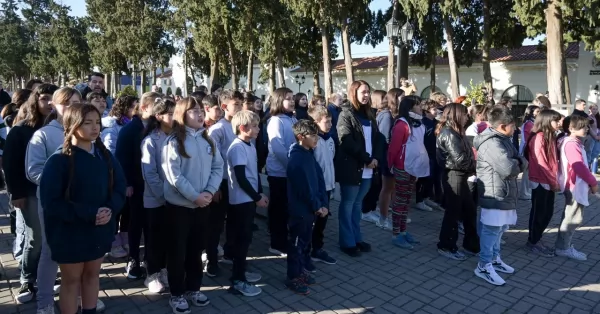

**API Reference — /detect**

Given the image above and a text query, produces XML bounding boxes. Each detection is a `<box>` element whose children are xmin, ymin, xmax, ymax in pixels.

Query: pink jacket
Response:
<box><xmin>561</xmin><ymin>137</ymin><xmax>597</xmax><ymax>192</ymax></box>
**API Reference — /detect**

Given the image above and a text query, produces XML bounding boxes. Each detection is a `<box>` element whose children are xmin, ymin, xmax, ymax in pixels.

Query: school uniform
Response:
<box><xmin>311</xmin><ymin>133</ymin><xmax>335</xmax><ymax>254</ymax></box>
<box><xmin>207</xmin><ymin>118</ymin><xmax>237</xmax><ymax>264</ymax></box>
<box><xmin>39</xmin><ymin>145</ymin><xmax>126</xmax><ymax>263</ymax></box>
<box><xmin>227</xmin><ymin>138</ymin><xmax>262</xmax><ymax>283</ymax></box>
<box><xmin>286</xmin><ymin>144</ymin><xmax>327</xmax><ymax>280</ymax></box>
<box><xmin>161</xmin><ymin>126</ymin><xmax>223</xmax><ymax>297</ymax></box>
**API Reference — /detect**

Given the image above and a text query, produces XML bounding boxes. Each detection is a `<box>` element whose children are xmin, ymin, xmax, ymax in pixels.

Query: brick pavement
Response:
<box><xmin>2</xmin><ymin>189</ymin><xmax>600</xmax><ymax>314</ymax></box>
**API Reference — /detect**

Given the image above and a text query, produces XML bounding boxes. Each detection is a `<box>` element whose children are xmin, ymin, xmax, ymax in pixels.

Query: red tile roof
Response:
<box><xmin>291</xmin><ymin>42</ymin><xmax>580</xmax><ymax>73</ymax></box>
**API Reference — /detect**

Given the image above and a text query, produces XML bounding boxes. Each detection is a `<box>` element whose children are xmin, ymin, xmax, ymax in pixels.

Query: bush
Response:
<box><xmin>465</xmin><ymin>79</ymin><xmax>487</xmax><ymax>106</ymax></box>
<box><xmin>117</xmin><ymin>85</ymin><xmax>138</xmax><ymax>98</ymax></box>
<box><xmin>158</xmin><ymin>87</ymin><xmax>163</xmax><ymax>93</ymax></box>
<box><xmin>175</xmin><ymin>87</ymin><xmax>182</xmax><ymax>96</ymax></box>
<box><xmin>166</xmin><ymin>87</ymin><xmax>172</xmax><ymax>96</ymax></box>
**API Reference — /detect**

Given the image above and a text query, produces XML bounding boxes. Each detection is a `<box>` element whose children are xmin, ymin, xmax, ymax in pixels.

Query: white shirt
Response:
<box><xmin>362</xmin><ymin>124</ymin><xmax>373</xmax><ymax>179</ymax></box>
<box><xmin>480</xmin><ymin>208</ymin><xmax>517</xmax><ymax>227</ymax></box>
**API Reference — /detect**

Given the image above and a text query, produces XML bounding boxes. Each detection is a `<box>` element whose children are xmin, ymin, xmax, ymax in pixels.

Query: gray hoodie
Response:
<box><xmin>26</xmin><ymin>119</ymin><xmax>65</xmax><ymax>187</ymax></box>
<box><xmin>314</xmin><ymin>135</ymin><xmax>336</xmax><ymax>191</ymax></box>
<box><xmin>266</xmin><ymin>114</ymin><xmax>297</xmax><ymax>177</ymax></box>
<box><xmin>141</xmin><ymin>130</ymin><xmax>169</xmax><ymax>208</ymax></box>
<box><xmin>161</xmin><ymin>127</ymin><xmax>224</xmax><ymax>208</ymax></box>
<box><xmin>208</xmin><ymin>118</ymin><xmax>236</xmax><ymax>180</ymax></box>
<box><xmin>101</xmin><ymin>116</ymin><xmax>123</xmax><ymax>154</ymax></box>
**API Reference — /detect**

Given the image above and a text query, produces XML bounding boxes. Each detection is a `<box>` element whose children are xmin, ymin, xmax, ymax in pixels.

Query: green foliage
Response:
<box><xmin>157</xmin><ymin>87</ymin><xmax>163</xmax><ymax>94</ymax></box>
<box><xmin>166</xmin><ymin>87</ymin><xmax>172</xmax><ymax>96</ymax></box>
<box><xmin>464</xmin><ymin>79</ymin><xmax>487</xmax><ymax>106</ymax></box>
<box><xmin>118</xmin><ymin>85</ymin><xmax>138</xmax><ymax>98</ymax></box>
<box><xmin>175</xmin><ymin>87</ymin><xmax>182</xmax><ymax>96</ymax></box>
<box><xmin>0</xmin><ymin>0</ymin><xmax>30</xmax><ymax>78</ymax></box>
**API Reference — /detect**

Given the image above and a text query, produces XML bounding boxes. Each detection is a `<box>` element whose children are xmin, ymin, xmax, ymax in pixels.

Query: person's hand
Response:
<box><xmin>96</xmin><ymin>207</ymin><xmax>112</xmax><ymax>225</ymax></box>
<box><xmin>195</xmin><ymin>192</ymin><xmax>213</xmax><ymax>208</ymax></box>
<box><xmin>256</xmin><ymin>194</ymin><xmax>269</xmax><ymax>207</ymax></box>
<box><xmin>11</xmin><ymin>198</ymin><xmax>26</xmax><ymax>209</ymax></box>
<box><xmin>213</xmin><ymin>190</ymin><xmax>222</xmax><ymax>203</ymax></box>
<box><xmin>126</xmin><ymin>186</ymin><xmax>134</xmax><ymax>197</ymax></box>
<box><xmin>591</xmin><ymin>185</ymin><xmax>599</xmax><ymax>194</ymax></box>
<box><xmin>316</xmin><ymin>207</ymin><xmax>329</xmax><ymax>217</ymax></box>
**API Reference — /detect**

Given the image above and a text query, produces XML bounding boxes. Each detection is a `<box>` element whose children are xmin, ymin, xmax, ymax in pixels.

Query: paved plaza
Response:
<box><xmin>2</xmin><ymin>188</ymin><xmax>600</xmax><ymax>314</ymax></box>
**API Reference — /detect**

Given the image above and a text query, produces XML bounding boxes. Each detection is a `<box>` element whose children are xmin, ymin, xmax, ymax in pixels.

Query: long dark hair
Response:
<box><xmin>522</xmin><ymin>105</ymin><xmax>539</xmax><ymax>123</ymax></box>
<box><xmin>386</xmin><ymin>88</ymin><xmax>405</xmax><ymax>118</ymax></box>
<box><xmin>348</xmin><ymin>80</ymin><xmax>375</xmax><ymax>120</ymax></box>
<box><xmin>143</xmin><ymin>97</ymin><xmax>176</xmax><ymax>138</ymax></box>
<box><xmin>171</xmin><ymin>97</ymin><xmax>215</xmax><ymax>158</ymax></box>
<box><xmin>62</xmin><ymin>104</ymin><xmax>113</xmax><ymax>201</ymax></box>
<box><xmin>109</xmin><ymin>95</ymin><xmax>138</xmax><ymax>125</ymax></box>
<box><xmin>524</xmin><ymin>109</ymin><xmax>561</xmax><ymax>163</ymax></box>
<box><xmin>2</xmin><ymin>89</ymin><xmax>32</xmax><ymax>126</ymax></box>
<box><xmin>435</xmin><ymin>103</ymin><xmax>469</xmax><ymax>136</ymax></box>
<box><xmin>18</xmin><ymin>83</ymin><xmax>59</xmax><ymax>127</ymax></box>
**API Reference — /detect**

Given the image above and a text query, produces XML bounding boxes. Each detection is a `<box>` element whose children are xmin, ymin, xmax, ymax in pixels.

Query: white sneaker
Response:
<box><xmin>245</xmin><ymin>271</ymin><xmax>262</xmax><ymax>283</ymax></box>
<box><xmin>415</xmin><ymin>202</ymin><xmax>433</xmax><ymax>212</ymax></box>
<box><xmin>492</xmin><ymin>257</ymin><xmax>515</xmax><ymax>274</ymax></box>
<box><xmin>555</xmin><ymin>245</ymin><xmax>587</xmax><ymax>261</ymax></box>
<box><xmin>217</xmin><ymin>245</ymin><xmax>224</xmax><ymax>257</ymax></box>
<box><xmin>160</xmin><ymin>268</ymin><xmax>169</xmax><ymax>288</ymax></box>
<box><xmin>474</xmin><ymin>263</ymin><xmax>506</xmax><ymax>286</ymax></box>
<box><xmin>268</xmin><ymin>247</ymin><xmax>287</xmax><ymax>257</ymax></box>
<box><xmin>407</xmin><ymin>217</ymin><xmax>412</xmax><ymax>224</ymax></box>
<box><xmin>185</xmin><ymin>291</ymin><xmax>210</xmax><ymax>307</ymax></box>
<box><xmin>144</xmin><ymin>273</ymin><xmax>165</xmax><ymax>293</ymax></box>
<box><xmin>361</xmin><ymin>211</ymin><xmax>379</xmax><ymax>223</ymax></box>
<box><xmin>109</xmin><ymin>246</ymin><xmax>128</xmax><ymax>258</ymax></box>
<box><xmin>169</xmin><ymin>296</ymin><xmax>191</xmax><ymax>314</ymax></box>
<box><xmin>201</xmin><ymin>252</ymin><xmax>207</xmax><ymax>263</ymax></box>
<box><xmin>97</xmin><ymin>299</ymin><xmax>105</xmax><ymax>312</ymax></box>
<box><xmin>36</xmin><ymin>304</ymin><xmax>54</xmax><ymax>314</ymax></box>
<box><xmin>424</xmin><ymin>199</ymin><xmax>441</xmax><ymax>209</ymax></box>
<box><xmin>376</xmin><ymin>219</ymin><xmax>392</xmax><ymax>230</ymax></box>
<box><xmin>53</xmin><ymin>278</ymin><xmax>61</xmax><ymax>295</ymax></box>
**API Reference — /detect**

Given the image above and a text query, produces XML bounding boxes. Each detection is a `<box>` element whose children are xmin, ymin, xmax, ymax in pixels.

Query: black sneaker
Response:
<box><xmin>341</xmin><ymin>246</ymin><xmax>361</xmax><ymax>257</ymax></box>
<box><xmin>356</xmin><ymin>242</ymin><xmax>372</xmax><ymax>252</ymax></box>
<box><xmin>126</xmin><ymin>259</ymin><xmax>144</xmax><ymax>280</ymax></box>
<box><xmin>16</xmin><ymin>282</ymin><xmax>36</xmax><ymax>303</ymax></box>
<box><xmin>304</xmin><ymin>259</ymin><xmax>316</xmax><ymax>273</ymax></box>
<box><xmin>299</xmin><ymin>270</ymin><xmax>316</xmax><ymax>285</ymax></box>
<box><xmin>311</xmin><ymin>249</ymin><xmax>337</xmax><ymax>265</ymax></box>
<box><xmin>205</xmin><ymin>263</ymin><xmax>220</xmax><ymax>277</ymax></box>
<box><xmin>285</xmin><ymin>278</ymin><xmax>309</xmax><ymax>295</ymax></box>
<box><xmin>252</xmin><ymin>223</ymin><xmax>259</xmax><ymax>232</ymax></box>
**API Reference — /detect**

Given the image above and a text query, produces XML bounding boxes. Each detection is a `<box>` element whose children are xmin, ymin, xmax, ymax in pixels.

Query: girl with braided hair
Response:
<box><xmin>40</xmin><ymin>104</ymin><xmax>126</xmax><ymax>314</ymax></box>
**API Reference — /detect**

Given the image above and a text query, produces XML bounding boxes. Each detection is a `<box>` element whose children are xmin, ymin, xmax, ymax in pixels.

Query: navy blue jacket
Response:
<box><xmin>115</xmin><ymin>115</ymin><xmax>145</xmax><ymax>190</ymax></box>
<box><xmin>327</xmin><ymin>103</ymin><xmax>342</xmax><ymax>145</ymax></box>
<box><xmin>287</xmin><ymin>144</ymin><xmax>328</xmax><ymax>219</ymax></box>
<box><xmin>422</xmin><ymin>116</ymin><xmax>438</xmax><ymax>159</ymax></box>
<box><xmin>39</xmin><ymin>146</ymin><xmax>126</xmax><ymax>264</ymax></box>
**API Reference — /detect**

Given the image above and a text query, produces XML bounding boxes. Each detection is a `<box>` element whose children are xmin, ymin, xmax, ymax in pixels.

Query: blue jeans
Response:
<box><xmin>478</xmin><ymin>223</ymin><xmax>509</xmax><ymax>266</ymax></box>
<box><xmin>13</xmin><ymin>208</ymin><xmax>25</xmax><ymax>264</ymax></box>
<box><xmin>338</xmin><ymin>179</ymin><xmax>372</xmax><ymax>248</ymax></box>
<box><xmin>37</xmin><ymin>199</ymin><xmax>59</xmax><ymax>309</ymax></box>
<box><xmin>589</xmin><ymin>140</ymin><xmax>600</xmax><ymax>173</ymax></box>
<box><xmin>20</xmin><ymin>196</ymin><xmax>42</xmax><ymax>284</ymax></box>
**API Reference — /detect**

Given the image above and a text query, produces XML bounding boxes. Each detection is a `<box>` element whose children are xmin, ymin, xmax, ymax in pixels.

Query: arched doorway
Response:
<box><xmin>420</xmin><ymin>85</ymin><xmax>444</xmax><ymax>99</ymax></box>
<box><xmin>501</xmin><ymin>85</ymin><xmax>534</xmax><ymax>125</ymax></box>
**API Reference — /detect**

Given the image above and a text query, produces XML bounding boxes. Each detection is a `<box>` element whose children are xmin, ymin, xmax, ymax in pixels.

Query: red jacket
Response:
<box><xmin>527</xmin><ymin>132</ymin><xmax>559</xmax><ymax>189</ymax></box>
<box><xmin>388</xmin><ymin>119</ymin><xmax>409</xmax><ymax>170</ymax></box>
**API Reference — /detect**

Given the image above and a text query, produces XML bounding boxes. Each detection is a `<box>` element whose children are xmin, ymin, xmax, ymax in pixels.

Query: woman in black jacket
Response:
<box><xmin>335</xmin><ymin>80</ymin><xmax>382</xmax><ymax>257</ymax></box>
<box><xmin>435</xmin><ymin>103</ymin><xmax>480</xmax><ymax>260</ymax></box>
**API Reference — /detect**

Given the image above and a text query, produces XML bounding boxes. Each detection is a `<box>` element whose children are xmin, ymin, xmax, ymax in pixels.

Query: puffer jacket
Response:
<box><xmin>436</xmin><ymin>127</ymin><xmax>476</xmax><ymax>174</ymax></box>
<box><xmin>474</xmin><ymin>127</ymin><xmax>528</xmax><ymax>210</ymax></box>
<box><xmin>101</xmin><ymin>116</ymin><xmax>124</xmax><ymax>154</ymax></box>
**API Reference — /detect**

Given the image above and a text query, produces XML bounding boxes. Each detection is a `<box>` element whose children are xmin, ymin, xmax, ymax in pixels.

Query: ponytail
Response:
<box><xmin>201</xmin><ymin>129</ymin><xmax>216</xmax><ymax>156</ymax></box>
<box><xmin>143</xmin><ymin>116</ymin><xmax>160</xmax><ymax>138</ymax></box>
<box><xmin>95</xmin><ymin>137</ymin><xmax>114</xmax><ymax>198</ymax></box>
<box><xmin>62</xmin><ymin>134</ymin><xmax>75</xmax><ymax>201</ymax></box>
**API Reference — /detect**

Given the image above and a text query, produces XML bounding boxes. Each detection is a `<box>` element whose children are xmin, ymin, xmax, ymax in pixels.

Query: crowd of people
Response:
<box><xmin>0</xmin><ymin>74</ymin><xmax>598</xmax><ymax>314</ymax></box>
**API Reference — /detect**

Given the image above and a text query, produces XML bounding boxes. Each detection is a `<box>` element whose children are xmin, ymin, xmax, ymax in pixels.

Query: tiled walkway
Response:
<box><xmin>2</xmin><ymin>190</ymin><xmax>600</xmax><ymax>314</ymax></box>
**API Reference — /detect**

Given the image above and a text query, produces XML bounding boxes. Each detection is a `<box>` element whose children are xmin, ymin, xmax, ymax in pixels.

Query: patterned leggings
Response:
<box><xmin>392</xmin><ymin>167</ymin><xmax>416</xmax><ymax>235</ymax></box>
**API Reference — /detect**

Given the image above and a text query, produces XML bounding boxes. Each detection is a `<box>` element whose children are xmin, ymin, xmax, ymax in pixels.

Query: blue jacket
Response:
<box><xmin>287</xmin><ymin>144</ymin><xmax>327</xmax><ymax>219</ymax></box>
<box><xmin>39</xmin><ymin>146</ymin><xmax>126</xmax><ymax>264</ymax></box>
<box><xmin>115</xmin><ymin>116</ymin><xmax>145</xmax><ymax>189</ymax></box>
<box><xmin>327</xmin><ymin>103</ymin><xmax>342</xmax><ymax>145</ymax></box>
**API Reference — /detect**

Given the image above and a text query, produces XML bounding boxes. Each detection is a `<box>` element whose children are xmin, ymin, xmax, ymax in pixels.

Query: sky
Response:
<box><xmin>61</xmin><ymin>0</ymin><xmax>543</xmax><ymax>59</ymax></box>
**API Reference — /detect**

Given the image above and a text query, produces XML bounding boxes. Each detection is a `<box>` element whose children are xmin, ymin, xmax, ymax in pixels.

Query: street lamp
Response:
<box><xmin>386</xmin><ymin>15</ymin><xmax>414</xmax><ymax>87</ymax></box>
<box><xmin>295</xmin><ymin>75</ymin><xmax>306</xmax><ymax>93</ymax></box>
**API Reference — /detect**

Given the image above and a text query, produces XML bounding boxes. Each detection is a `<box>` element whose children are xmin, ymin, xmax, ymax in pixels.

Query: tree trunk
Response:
<box><xmin>443</xmin><ymin>15</ymin><xmax>460</xmax><ymax>100</ymax></box>
<box><xmin>247</xmin><ymin>45</ymin><xmax>254</xmax><ymax>92</ymax></box>
<box><xmin>481</xmin><ymin>0</ymin><xmax>493</xmax><ymax>95</ymax></box>
<box><xmin>546</xmin><ymin>0</ymin><xmax>564</xmax><ymax>106</ymax></box>
<box><xmin>269</xmin><ymin>62</ymin><xmax>276</xmax><ymax>94</ymax></box>
<box><xmin>341</xmin><ymin>18</ymin><xmax>354</xmax><ymax>91</ymax></box>
<box><xmin>275</xmin><ymin>37</ymin><xmax>285</xmax><ymax>88</ymax></box>
<box><xmin>313</xmin><ymin>71</ymin><xmax>321</xmax><ymax>96</ymax></box>
<box><xmin>132</xmin><ymin>64</ymin><xmax>137</xmax><ymax>93</ymax></box>
<box><xmin>319</xmin><ymin>22</ymin><xmax>333</xmax><ymax>99</ymax></box>
<box><xmin>387</xmin><ymin>39</ymin><xmax>395</xmax><ymax>90</ymax></box>
<box><xmin>562</xmin><ymin>45</ymin><xmax>571</xmax><ymax>105</ymax></box>
<box><xmin>224</xmin><ymin>20</ymin><xmax>238</xmax><ymax>90</ymax></box>
<box><xmin>152</xmin><ymin>66</ymin><xmax>157</xmax><ymax>85</ymax></box>
<box><xmin>430</xmin><ymin>55</ymin><xmax>436</xmax><ymax>93</ymax></box>
<box><xmin>141</xmin><ymin>69</ymin><xmax>147</xmax><ymax>94</ymax></box>
<box><xmin>105</xmin><ymin>73</ymin><xmax>111</xmax><ymax>95</ymax></box>
<box><xmin>210</xmin><ymin>53</ymin><xmax>219</xmax><ymax>87</ymax></box>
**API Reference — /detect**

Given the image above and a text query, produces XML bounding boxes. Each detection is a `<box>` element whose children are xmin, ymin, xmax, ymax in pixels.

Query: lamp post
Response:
<box><xmin>386</xmin><ymin>16</ymin><xmax>414</xmax><ymax>87</ymax></box>
<box><xmin>295</xmin><ymin>74</ymin><xmax>306</xmax><ymax>93</ymax></box>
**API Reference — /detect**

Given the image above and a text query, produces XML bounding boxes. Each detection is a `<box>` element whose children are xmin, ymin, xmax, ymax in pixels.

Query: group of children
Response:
<box><xmin>3</xmin><ymin>76</ymin><xmax>598</xmax><ymax>314</ymax></box>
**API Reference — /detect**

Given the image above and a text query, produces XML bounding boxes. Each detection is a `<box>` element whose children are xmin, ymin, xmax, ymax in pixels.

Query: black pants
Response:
<box><xmin>229</xmin><ymin>202</ymin><xmax>257</xmax><ymax>283</ymax></box>
<box><xmin>287</xmin><ymin>216</ymin><xmax>314</xmax><ymax>280</ymax></box>
<box><xmin>362</xmin><ymin>174</ymin><xmax>381</xmax><ymax>213</ymax></box>
<box><xmin>468</xmin><ymin>180</ymin><xmax>478</xmax><ymax>207</ymax></box>
<box><xmin>115</xmin><ymin>199</ymin><xmax>131</xmax><ymax>233</ymax></box>
<box><xmin>416</xmin><ymin>176</ymin><xmax>432</xmax><ymax>203</ymax></box>
<box><xmin>438</xmin><ymin>170</ymin><xmax>480</xmax><ymax>253</ymax></box>
<box><xmin>127</xmin><ymin>191</ymin><xmax>147</xmax><ymax>262</ymax></box>
<box><xmin>431</xmin><ymin>162</ymin><xmax>444</xmax><ymax>203</ymax></box>
<box><xmin>528</xmin><ymin>185</ymin><xmax>556</xmax><ymax>245</ymax></box>
<box><xmin>146</xmin><ymin>206</ymin><xmax>167</xmax><ymax>275</ymax></box>
<box><xmin>206</xmin><ymin>180</ymin><xmax>232</xmax><ymax>264</ymax></box>
<box><xmin>267</xmin><ymin>176</ymin><xmax>288</xmax><ymax>252</ymax></box>
<box><xmin>165</xmin><ymin>202</ymin><xmax>208</xmax><ymax>296</ymax></box>
<box><xmin>311</xmin><ymin>191</ymin><xmax>330</xmax><ymax>252</ymax></box>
